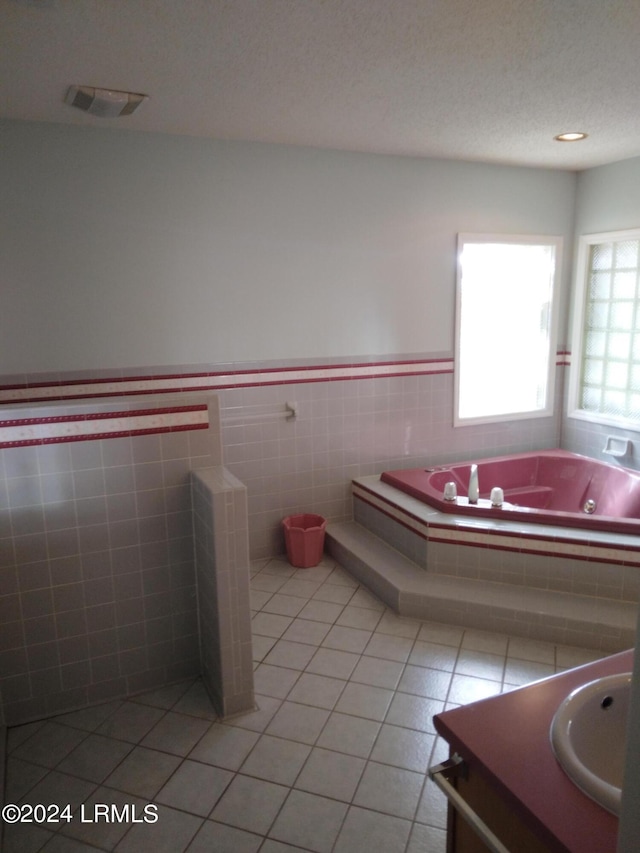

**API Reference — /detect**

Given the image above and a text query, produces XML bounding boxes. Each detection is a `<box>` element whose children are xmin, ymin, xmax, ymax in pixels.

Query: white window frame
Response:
<box><xmin>568</xmin><ymin>227</ymin><xmax>640</xmax><ymax>430</ymax></box>
<box><xmin>454</xmin><ymin>233</ymin><xmax>562</xmax><ymax>427</ymax></box>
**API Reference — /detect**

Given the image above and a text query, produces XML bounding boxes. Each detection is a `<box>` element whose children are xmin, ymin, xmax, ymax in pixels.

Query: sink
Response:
<box><xmin>550</xmin><ymin>672</ymin><xmax>632</xmax><ymax>815</ymax></box>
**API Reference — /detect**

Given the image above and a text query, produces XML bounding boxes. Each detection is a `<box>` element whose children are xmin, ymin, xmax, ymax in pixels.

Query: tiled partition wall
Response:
<box><xmin>192</xmin><ymin>467</ymin><xmax>254</xmax><ymax>717</ymax></box>
<box><xmin>1</xmin><ymin>354</ymin><xmax>566</xmax><ymax>561</ymax></box>
<box><xmin>0</xmin><ymin>395</ymin><xmax>222</xmax><ymax>726</ymax></box>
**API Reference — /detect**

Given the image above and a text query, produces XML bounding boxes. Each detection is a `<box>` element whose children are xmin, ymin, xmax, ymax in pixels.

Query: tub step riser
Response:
<box><xmin>325</xmin><ymin>535</ymin><xmax>400</xmax><ymax>611</ymax></box>
<box><xmin>353</xmin><ymin>490</ymin><xmax>640</xmax><ymax>603</ymax></box>
<box><xmin>325</xmin><ymin>522</ymin><xmax>636</xmax><ymax>653</ymax></box>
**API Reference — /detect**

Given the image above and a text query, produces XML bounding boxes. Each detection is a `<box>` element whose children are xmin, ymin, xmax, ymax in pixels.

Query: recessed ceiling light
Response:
<box><xmin>554</xmin><ymin>132</ymin><xmax>588</xmax><ymax>142</ymax></box>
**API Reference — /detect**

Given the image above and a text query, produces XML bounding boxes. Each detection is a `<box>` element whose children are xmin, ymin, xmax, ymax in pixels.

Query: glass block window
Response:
<box><xmin>571</xmin><ymin>230</ymin><xmax>640</xmax><ymax>426</ymax></box>
<box><xmin>455</xmin><ymin>234</ymin><xmax>562</xmax><ymax>425</ymax></box>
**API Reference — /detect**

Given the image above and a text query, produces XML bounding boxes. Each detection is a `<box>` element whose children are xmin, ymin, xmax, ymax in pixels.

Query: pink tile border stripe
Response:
<box><xmin>0</xmin><ymin>358</ymin><xmax>453</xmax><ymax>405</ymax></box>
<box><xmin>0</xmin><ymin>352</ymin><xmax>569</xmax><ymax>405</ymax></box>
<box><xmin>0</xmin><ymin>404</ymin><xmax>209</xmax><ymax>449</ymax></box>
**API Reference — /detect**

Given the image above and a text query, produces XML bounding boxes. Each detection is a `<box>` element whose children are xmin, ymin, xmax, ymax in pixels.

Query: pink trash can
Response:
<box><xmin>283</xmin><ymin>513</ymin><xmax>327</xmax><ymax>568</ymax></box>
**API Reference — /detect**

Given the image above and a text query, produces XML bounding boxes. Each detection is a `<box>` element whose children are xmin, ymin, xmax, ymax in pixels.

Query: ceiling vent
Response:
<box><xmin>65</xmin><ymin>86</ymin><xmax>148</xmax><ymax>118</ymax></box>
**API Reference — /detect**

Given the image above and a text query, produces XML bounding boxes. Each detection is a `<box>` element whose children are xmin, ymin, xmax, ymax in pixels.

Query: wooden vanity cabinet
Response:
<box><xmin>432</xmin><ymin>652</ymin><xmax>629</xmax><ymax>853</ymax></box>
<box><xmin>444</xmin><ymin>755</ymin><xmax>554</xmax><ymax>853</ymax></box>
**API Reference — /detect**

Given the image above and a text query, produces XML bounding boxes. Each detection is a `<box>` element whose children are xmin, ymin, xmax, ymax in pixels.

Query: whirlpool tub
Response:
<box><xmin>381</xmin><ymin>449</ymin><xmax>640</xmax><ymax>535</ymax></box>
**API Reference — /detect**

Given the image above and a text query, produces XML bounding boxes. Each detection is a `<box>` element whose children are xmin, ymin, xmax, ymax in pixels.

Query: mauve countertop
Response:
<box><xmin>433</xmin><ymin>649</ymin><xmax>633</xmax><ymax>853</ymax></box>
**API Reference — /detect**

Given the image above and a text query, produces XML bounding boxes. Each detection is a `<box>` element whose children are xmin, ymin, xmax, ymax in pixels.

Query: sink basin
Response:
<box><xmin>550</xmin><ymin>672</ymin><xmax>632</xmax><ymax>815</ymax></box>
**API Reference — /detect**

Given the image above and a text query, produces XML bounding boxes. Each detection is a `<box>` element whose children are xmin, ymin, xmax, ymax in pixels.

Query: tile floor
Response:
<box><xmin>3</xmin><ymin>555</ymin><xmax>604</xmax><ymax>853</ymax></box>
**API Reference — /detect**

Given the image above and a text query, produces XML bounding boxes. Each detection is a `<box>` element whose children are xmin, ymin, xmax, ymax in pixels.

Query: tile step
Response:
<box><xmin>325</xmin><ymin>521</ymin><xmax>636</xmax><ymax>650</ymax></box>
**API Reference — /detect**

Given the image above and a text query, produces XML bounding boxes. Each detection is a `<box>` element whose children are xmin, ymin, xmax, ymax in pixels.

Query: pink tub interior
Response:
<box><xmin>381</xmin><ymin>450</ymin><xmax>640</xmax><ymax>534</ymax></box>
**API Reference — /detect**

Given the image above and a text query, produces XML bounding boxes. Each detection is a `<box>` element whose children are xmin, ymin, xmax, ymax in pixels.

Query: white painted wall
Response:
<box><xmin>0</xmin><ymin>119</ymin><xmax>576</xmax><ymax>375</ymax></box>
<box><xmin>575</xmin><ymin>156</ymin><xmax>640</xmax><ymax>236</ymax></box>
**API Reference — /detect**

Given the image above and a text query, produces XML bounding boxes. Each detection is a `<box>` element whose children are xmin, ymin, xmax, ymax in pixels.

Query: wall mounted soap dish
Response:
<box><xmin>602</xmin><ymin>436</ymin><xmax>632</xmax><ymax>458</ymax></box>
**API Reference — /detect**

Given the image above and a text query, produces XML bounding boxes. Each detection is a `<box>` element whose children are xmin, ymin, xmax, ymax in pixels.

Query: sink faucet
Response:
<box><xmin>468</xmin><ymin>464</ymin><xmax>479</xmax><ymax>504</ymax></box>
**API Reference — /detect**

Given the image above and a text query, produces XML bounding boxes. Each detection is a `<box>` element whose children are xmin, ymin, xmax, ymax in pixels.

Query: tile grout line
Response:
<box><xmin>3</xmin><ymin>554</ymin><xmax>604</xmax><ymax>853</ymax></box>
<box><xmin>251</xmin><ymin>560</ymin><xmax>456</xmax><ymax>845</ymax></box>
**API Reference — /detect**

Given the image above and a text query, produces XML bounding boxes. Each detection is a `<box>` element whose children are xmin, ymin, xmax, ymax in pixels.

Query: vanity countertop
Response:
<box><xmin>433</xmin><ymin>649</ymin><xmax>633</xmax><ymax>853</ymax></box>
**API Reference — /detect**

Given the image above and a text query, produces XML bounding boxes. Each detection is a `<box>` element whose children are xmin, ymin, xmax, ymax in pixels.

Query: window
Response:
<box><xmin>454</xmin><ymin>234</ymin><xmax>562</xmax><ymax>425</ymax></box>
<box><xmin>568</xmin><ymin>228</ymin><xmax>640</xmax><ymax>428</ymax></box>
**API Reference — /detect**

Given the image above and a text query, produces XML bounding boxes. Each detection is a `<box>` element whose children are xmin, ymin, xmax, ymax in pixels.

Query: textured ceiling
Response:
<box><xmin>3</xmin><ymin>0</ymin><xmax>640</xmax><ymax>170</ymax></box>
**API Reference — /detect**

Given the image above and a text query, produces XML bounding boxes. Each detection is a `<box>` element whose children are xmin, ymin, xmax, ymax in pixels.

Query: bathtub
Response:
<box><xmin>380</xmin><ymin>449</ymin><xmax>640</xmax><ymax>535</ymax></box>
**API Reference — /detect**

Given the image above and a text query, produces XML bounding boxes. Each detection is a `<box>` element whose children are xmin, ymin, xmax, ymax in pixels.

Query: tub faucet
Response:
<box><xmin>468</xmin><ymin>464</ymin><xmax>479</xmax><ymax>504</ymax></box>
